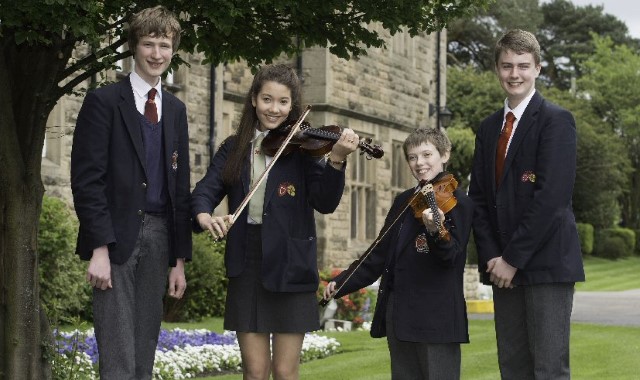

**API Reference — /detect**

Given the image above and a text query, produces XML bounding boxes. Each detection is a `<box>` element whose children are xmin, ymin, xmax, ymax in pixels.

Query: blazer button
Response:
<box><xmin>141</xmin><ymin>182</ymin><xmax>147</xmax><ymax>189</ymax></box>
<box><xmin>137</xmin><ymin>210</ymin><xmax>143</xmax><ymax>216</ymax></box>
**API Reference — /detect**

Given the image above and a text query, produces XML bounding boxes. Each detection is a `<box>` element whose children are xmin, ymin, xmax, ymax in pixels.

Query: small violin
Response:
<box><xmin>408</xmin><ymin>173</ymin><xmax>458</xmax><ymax>241</ymax></box>
<box><xmin>261</xmin><ymin>120</ymin><xmax>384</xmax><ymax>160</ymax></box>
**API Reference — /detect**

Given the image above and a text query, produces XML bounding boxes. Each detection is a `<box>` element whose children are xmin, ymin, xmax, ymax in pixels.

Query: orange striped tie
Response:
<box><xmin>495</xmin><ymin>112</ymin><xmax>515</xmax><ymax>186</ymax></box>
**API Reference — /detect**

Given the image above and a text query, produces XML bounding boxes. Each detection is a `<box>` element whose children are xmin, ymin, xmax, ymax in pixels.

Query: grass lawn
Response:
<box><xmin>166</xmin><ymin>318</ymin><xmax>640</xmax><ymax>380</ymax></box>
<box><xmin>166</xmin><ymin>256</ymin><xmax>640</xmax><ymax>379</ymax></box>
<box><xmin>577</xmin><ymin>255</ymin><xmax>640</xmax><ymax>291</ymax></box>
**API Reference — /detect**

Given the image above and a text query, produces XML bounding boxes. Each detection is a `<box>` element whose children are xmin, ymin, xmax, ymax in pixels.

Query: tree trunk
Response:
<box><xmin>1</xmin><ymin>37</ymin><xmax>60</xmax><ymax>380</ymax></box>
<box><xmin>0</xmin><ymin>180</ymin><xmax>49</xmax><ymax>380</ymax></box>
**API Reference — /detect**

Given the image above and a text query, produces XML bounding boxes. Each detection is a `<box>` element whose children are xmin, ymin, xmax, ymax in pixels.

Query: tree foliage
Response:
<box><xmin>578</xmin><ymin>36</ymin><xmax>640</xmax><ymax>228</ymax></box>
<box><xmin>447</xmin><ymin>66</ymin><xmax>504</xmax><ymax>133</ymax></box>
<box><xmin>447</xmin><ymin>0</ymin><xmax>639</xmax><ymax>89</ymax></box>
<box><xmin>538</xmin><ymin>0</ymin><xmax>639</xmax><ymax>90</ymax></box>
<box><xmin>0</xmin><ymin>0</ymin><xmax>490</xmax><ymax>378</ymax></box>
<box><xmin>447</xmin><ymin>0</ymin><xmax>543</xmax><ymax>70</ymax></box>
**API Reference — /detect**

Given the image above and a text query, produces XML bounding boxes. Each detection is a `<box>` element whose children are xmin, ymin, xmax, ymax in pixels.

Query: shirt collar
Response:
<box><xmin>253</xmin><ymin>128</ymin><xmax>269</xmax><ymax>142</ymax></box>
<box><xmin>130</xmin><ymin>71</ymin><xmax>162</xmax><ymax>101</ymax></box>
<box><xmin>503</xmin><ymin>88</ymin><xmax>536</xmax><ymax>121</ymax></box>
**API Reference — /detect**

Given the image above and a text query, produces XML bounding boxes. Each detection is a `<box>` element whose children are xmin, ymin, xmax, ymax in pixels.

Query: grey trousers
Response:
<box><xmin>493</xmin><ymin>283</ymin><xmax>575</xmax><ymax>380</ymax></box>
<box><xmin>385</xmin><ymin>292</ymin><xmax>461</xmax><ymax>380</ymax></box>
<box><xmin>93</xmin><ymin>214</ymin><xmax>169</xmax><ymax>380</ymax></box>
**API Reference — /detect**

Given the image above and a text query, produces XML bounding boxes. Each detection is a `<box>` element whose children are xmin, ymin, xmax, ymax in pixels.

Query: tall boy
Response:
<box><xmin>71</xmin><ymin>6</ymin><xmax>192</xmax><ymax>379</ymax></box>
<box><xmin>468</xmin><ymin>29</ymin><xmax>584</xmax><ymax>380</ymax></box>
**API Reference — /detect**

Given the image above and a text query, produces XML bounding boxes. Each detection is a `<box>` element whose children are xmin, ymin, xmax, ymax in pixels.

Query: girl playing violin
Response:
<box><xmin>192</xmin><ymin>64</ymin><xmax>358</xmax><ymax>380</ymax></box>
<box><xmin>323</xmin><ymin>128</ymin><xmax>473</xmax><ymax>380</ymax></box>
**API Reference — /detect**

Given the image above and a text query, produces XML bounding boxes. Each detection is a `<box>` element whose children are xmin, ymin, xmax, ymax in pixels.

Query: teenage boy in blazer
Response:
<box><xmin>468</xmin><ymin>29</ymin><xmax>584</xmax><ymax>380</ymax></box>
<box><xmin>71</xmin><ymin>6</ymin><xmax>191</xmax><ymax>379</ymax></box>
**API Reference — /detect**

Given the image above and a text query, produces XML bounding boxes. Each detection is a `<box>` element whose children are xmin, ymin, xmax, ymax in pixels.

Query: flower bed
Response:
<box><xmin>53</xmin><ymin>328</ymin><xmax>340</xmax><ymax>379</ymax></box>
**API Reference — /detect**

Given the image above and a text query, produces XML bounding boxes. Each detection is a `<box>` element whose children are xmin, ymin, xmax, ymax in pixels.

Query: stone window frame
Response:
<box><xmin>391</xmin><ymin>139</ymin><xmax>414</xmax><ymax>199</ymax></box>
<box><xmin>349</xmin><ymin>132</ymin><xmax>377</xmax><ymax>241</ymax></box>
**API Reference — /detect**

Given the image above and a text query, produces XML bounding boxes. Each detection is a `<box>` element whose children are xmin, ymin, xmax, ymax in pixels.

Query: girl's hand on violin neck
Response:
<box><xmin>323</xmin><ymin>281</ymin><xmax>337</xmax><ymax>300</ymax></box>
<box><xmin>329</xmin><ymin>128</ymin><xmax>359</xmax><ymax>162</ymax></box>
<box><xmin>197</xmin><ymin>212</ymin><xmax>233</xmax><ymax>240</ymax></box>
<box><xmin>421</xmin><ymin>207</ymin><xmax>444</xmax><ymax>233</ymax></box>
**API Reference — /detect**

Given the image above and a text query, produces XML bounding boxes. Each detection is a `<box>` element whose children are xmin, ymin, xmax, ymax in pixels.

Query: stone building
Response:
<box><xmin>41</xmin><ymin>26</ymin><xmax>456</xmax><ymax>275</ymax></box>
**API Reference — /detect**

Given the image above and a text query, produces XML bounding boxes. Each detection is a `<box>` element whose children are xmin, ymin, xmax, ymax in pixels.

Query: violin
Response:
<box><xmin>261</xmin><ymin>120</ymin><xmax>384</xmax><ymax>160</ymax></box>
<box><xmin>408</xmin><ymin>173</ymin><xmax>458</xmax><ymax>241</ymax></box>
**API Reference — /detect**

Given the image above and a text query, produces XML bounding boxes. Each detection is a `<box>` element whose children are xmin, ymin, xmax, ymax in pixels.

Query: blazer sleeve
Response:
<box><xmin>468</xmin><ymin>113</ymin><xmax>503</xmax><ymax>268</ymax></box>
<box><xmin>172</xmin><ymin>102</ymin><xmax>193</xmax><ymax>261</ymax></box>
<box><xmin>303</xmin><ymin>155</ymin><xmax>346</xmax><ymax>214</ymax></box>
<box><xmin>71</xmin><ymin>90</ymin><xmax>117</xmax><ymax>251</ymax></box>
<box><xmin>333</xmin><ymin>195</ymin><xmax>404</xmax><ymax>297</ymax></box>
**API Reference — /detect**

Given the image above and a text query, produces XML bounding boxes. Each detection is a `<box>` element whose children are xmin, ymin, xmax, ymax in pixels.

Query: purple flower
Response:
<box><xmin>54</xmin><ymin>328</ymin><xmax>237</xmax><ymax>362</ymax></box>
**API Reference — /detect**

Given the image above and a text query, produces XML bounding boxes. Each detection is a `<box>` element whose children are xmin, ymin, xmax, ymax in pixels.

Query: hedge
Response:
<box><xmin>593</xmin><ymin>227</ymin><xmax>636</xmax><ymax>259</ymax></box>
<box><xmin>576</xmin><ymin>223</ymin><xmax>594</xmax><ymax>255</ymax></box>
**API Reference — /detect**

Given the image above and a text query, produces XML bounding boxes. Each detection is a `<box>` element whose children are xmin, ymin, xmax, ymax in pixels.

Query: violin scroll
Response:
<box><xmin>358</xmin><ymin>137</ymin><xmax>384</xmax><ymax>160</ymax></box>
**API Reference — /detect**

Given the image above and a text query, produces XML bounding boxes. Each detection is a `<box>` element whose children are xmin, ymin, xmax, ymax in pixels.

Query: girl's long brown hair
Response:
<box><xmin>221</xmin><ymin>64</ymin><xmax>302</xmax><ymax>185</ymax></box>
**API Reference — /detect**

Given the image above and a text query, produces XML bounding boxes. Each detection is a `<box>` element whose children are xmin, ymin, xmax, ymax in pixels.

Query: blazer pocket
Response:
<box><xmin>284</xmin><ymin>237</ymin><xmax>318</xmax><ymax>285</ymax></box>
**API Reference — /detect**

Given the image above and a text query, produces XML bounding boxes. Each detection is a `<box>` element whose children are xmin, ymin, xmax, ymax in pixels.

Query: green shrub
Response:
<box><xmin>576</xmin><ymin>223</ymin><xmax>594</xmax><ymax>255</ymax></box>
<box><xmin>163</xmin><ymin>232</ymin><xmax>228</xmax><ymax>322</ymax></box>
<box><xmin>38</xmin><ymin>196</ymin><xmax>92</xmax><ymax>324</ymax></box>
<box><xmin>593</xmin><ymin>228</ymin><xmax>636</xmax><ymax>259</ymax></box>
<box><xmin>635</xmin><ymin>230</ymin><xmax>640</xmax><ymax>255</ymax></box>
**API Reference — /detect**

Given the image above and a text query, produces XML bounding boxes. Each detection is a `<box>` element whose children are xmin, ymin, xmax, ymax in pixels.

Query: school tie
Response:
<box><xmin>495</xmin><ymin>112</ymin><xmax>515</xmax><ymax>186</ymax></box>
<box><xmin>249</xmin><ymin>133</ymin><xmax>267</xmax><ymax>223</ymax></box>
<box><xmin>144</xmin><ymin>88</ymin><xmax>158</xmax><ymax>124</ymax></box>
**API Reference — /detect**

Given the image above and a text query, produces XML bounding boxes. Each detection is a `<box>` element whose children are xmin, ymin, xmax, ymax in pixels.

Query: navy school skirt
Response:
<box><xmin>223</xmin><ymin>224</ymin><xmax>320</xmax><ymax>333</ymax></box>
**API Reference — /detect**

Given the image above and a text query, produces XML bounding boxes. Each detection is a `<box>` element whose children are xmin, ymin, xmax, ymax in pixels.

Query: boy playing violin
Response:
<box><xmin>323</xmin><ymin>127</ymin><xmax>473</xmax><ymax>380</ymax></box>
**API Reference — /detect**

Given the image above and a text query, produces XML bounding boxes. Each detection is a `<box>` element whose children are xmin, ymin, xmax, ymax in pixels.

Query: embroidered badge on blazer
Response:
<box><xmin>278</xmin><ymin>182</ymin><xmax>296</xmax><ymax>197</ymax></box>
<box><xmin>415</xmin><ymin>232</ymin><xmax>429</xmax><ymax>253</ymax></box>
<box><xmin>521</xmin><ymin>170</ymin><xmax>536</xmax><ymax>183</ymax></box>
<box><xmin>171</xmin><ymin>151</ymin><xmax>178</xmax><ymax>171</ymax></box>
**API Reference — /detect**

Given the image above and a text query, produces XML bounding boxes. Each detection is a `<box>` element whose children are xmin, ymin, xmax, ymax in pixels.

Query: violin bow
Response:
<box><xmin>229</xmin><ymin>105</ymin><xmax>312</xmax><ymax>225</ymax></box>
<box><xmin>320</xmin><ymin>181</ymin><xmax>429</xmax><ymax>306</ymax></box>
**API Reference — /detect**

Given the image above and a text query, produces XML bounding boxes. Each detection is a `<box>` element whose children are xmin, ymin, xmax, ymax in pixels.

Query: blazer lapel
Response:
<box><xmin>394</xmin><ymin>191</ymin><xmax>423</xmax><ymax>254</ymax></box>
<box><xmin>502</xmin><ymin>92</ymin><xmax>543</xmax><ymax>177</ymax></box>
<box><xmin>119</xmin><ymin>76</ymin><xmax>147</xmax><ymax>175</ymax></box>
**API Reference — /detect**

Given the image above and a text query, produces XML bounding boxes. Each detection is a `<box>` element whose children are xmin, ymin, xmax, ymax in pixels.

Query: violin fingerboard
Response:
<box><xmin>419</xmin><ymin>184</ymin><xmax>445</xmax><ymax>235</ymax></box>
<box><xmin>303</xmin><ymin>127</ymin><xmax>340</xmax><ymax>141</ymax></box>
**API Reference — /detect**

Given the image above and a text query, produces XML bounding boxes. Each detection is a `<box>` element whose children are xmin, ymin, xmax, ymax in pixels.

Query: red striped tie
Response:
<box><xmin>144</xmin><ymin>88</ymin><xmax>158</xmax><ymax>124</ymax></box>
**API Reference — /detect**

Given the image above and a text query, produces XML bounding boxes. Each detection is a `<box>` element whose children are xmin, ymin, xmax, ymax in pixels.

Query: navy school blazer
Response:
<box><xmin>191</xmin><ymin>137</ymin><xmax>346</xmax><ymax>292</ymax></box>
<box><xmin>468</xmin><ymin>91</ymin><xmax>585</xmax><ymax>285</ymax></box>
<box><xmin>71</xmin><ymin>75</ymin><xmax>192</xmax><ymax>266</ymax></box>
